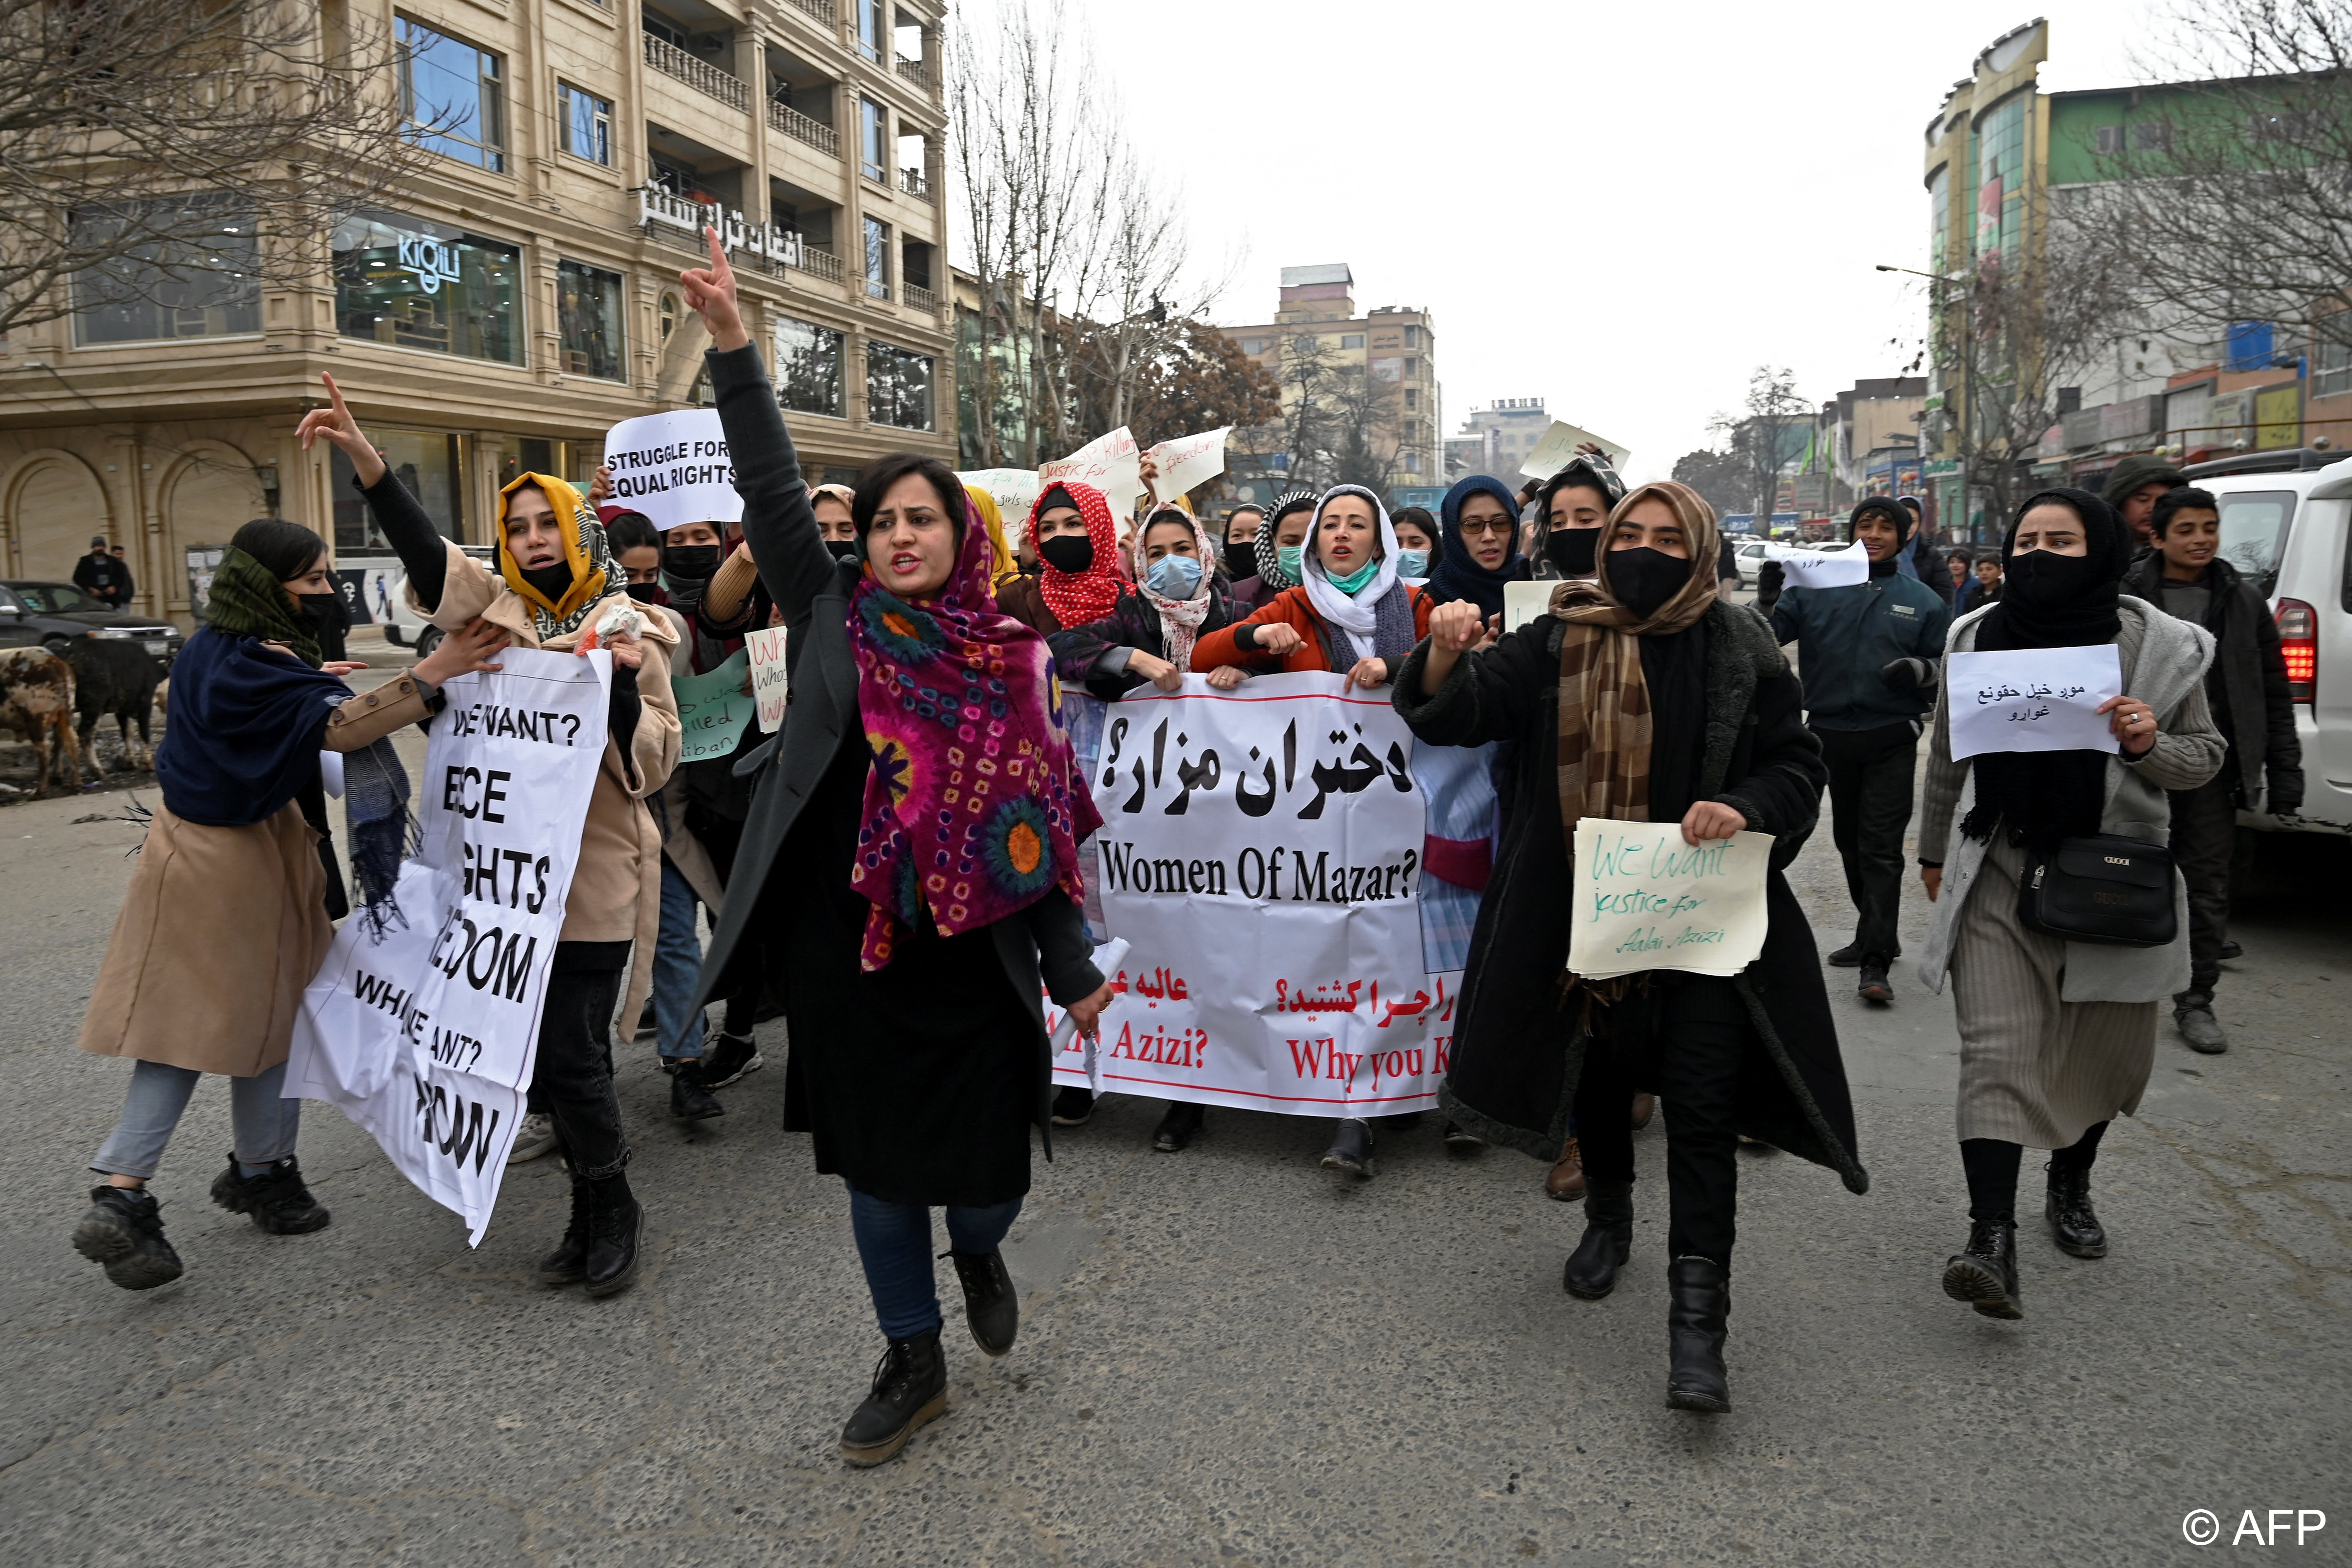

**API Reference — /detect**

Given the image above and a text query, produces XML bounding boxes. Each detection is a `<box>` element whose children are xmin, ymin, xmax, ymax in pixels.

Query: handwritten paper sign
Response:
<box><xmin>744</xmin><ymin>625</ymin><xmax>789</xmax><ymax>732</ymax></box>
<box><xmin>1519</xmin><ymin>419</ymin><xmax>1630</xmax><ymax>480</ymax></box>
<box><xmin>957</xmin><ymin>468</ymin><xmax>1042</xmax><ymax>534</ymax></box>
<box><xmin>1145</xmin><ymin>428</ymin><xmax>1230</xmax><ymax>504</ymax></box>
<box><xmin>1762</xmin><ymin>538</ymin><xmax>1871</xmax><ymax>589</ymax></box>
<box><xmin>1945</xmin><ymin>645</ymin><xmax>2123</xmax><ymax>761</ymax></box>
<box><xmin>1567</xmin><ymin>820</ymin><xmax>1772</xmax><ymax>981</ymax></box>
<box><xmin>1504</xmin><ymin>579</ymin><xmax>1556</xmax><ymax>633</ymax></box>
<box><xmin>670</xmin><ymin>649</ymin><xmax>755</xmax><ymax>762</ymax></box>
<box><xmin>599</xmin><ymin>410</ymin><xmax>742</xmax><ymax>532</ymax></box>
<box><xmin>1040</xmin><ymin>427</ymin><xmax>1144</xmax><ymax>512</ymax></box>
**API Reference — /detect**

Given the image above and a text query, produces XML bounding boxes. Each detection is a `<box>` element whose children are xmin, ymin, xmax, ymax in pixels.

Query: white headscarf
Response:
<box><xmin>1301</xmin><ymin>484</ymin><xmax>1400</xmax><ymax>661</ymax></box>
<box><xmin>1134</xmin><ymin>503</ymin><xmax>1218</xmax><ymax>670</ymax></box>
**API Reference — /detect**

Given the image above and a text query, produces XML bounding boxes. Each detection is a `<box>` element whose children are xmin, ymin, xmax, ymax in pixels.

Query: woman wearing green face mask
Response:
<box><xmin>1191</xmin><ymin>486</ymin><xmax>1436</xmax><ymax>691</ymax></box>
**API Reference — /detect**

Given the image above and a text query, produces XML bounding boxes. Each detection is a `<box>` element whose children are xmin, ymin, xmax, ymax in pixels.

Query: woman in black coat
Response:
<box><xmin>1394</xmin><ymin>479</ymin><xmax>1865</xmax><ymax>1415</ymax></box>
<box><xmin>676</xmin><ymin>234</ymin><xmax>1111</xmax><ymax>1467</ymax></box>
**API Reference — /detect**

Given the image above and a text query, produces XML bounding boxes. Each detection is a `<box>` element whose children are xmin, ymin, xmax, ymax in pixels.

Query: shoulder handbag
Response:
<box><xmin>2016</xmin><ymin>833</ymin><xmax>2178</xmax><ymax>947</ymax></box>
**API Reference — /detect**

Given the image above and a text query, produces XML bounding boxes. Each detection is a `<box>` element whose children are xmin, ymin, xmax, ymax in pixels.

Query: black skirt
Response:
<box><xmin>770</xmin><ymin>733</ymin><xmax>1039</xmax><ymax>1208</ymax></box>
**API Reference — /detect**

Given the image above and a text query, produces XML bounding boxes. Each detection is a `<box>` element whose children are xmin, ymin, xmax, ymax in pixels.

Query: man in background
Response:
<box><xmin>73</xmin><ymin>537</ymin><xmax>129</xmax><ymax>607</ymax></box>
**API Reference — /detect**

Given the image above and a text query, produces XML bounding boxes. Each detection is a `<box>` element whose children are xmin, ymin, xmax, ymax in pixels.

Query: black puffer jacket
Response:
<box><xmin>1392</xmin><ymin>601</ymin><xmax>1866</xmax><ymax>1193</ymax></box>
<box><xmin>2120</xmin><ymin>556</ymin><xmax>2303</xmax><ymax>813</ymax></box>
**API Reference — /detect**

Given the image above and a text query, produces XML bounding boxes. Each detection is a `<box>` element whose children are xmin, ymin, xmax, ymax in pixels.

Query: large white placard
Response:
<box><xmin>1519</xmin><ymin>419</ymin><xmax>1630</xmax><ymax>479</ymax></box>
<box><xmin>1945</xmin><ymin>645</ymin><xmax>2123</xmax><ymax>761</ymax></box>
<box><xmin>1567</xmin><ymin>820</ymin><xmax>1772</xmax><ymax>980</ymax></box>
<box><xmin>286</xmin><ymin>649</ymin><xmax>611</xmax><ymax>1244</ymax></box>
<box><xmin>1044</xmin><ymin>673</ymin><xmax>1459</xmax><ymax>1116</ymax></box>
<box><xmin>1040</xmin><ymin>427</ymin><xmax>1144</xmax><ymax>512</ymax></box>
<box><xmin>600</xmin><ymin>409</ymin><xmax>743</xmax><ymax>532</ymax></box>
<box><xmin>1762</xmin><ymin>538</ymin><xmax>1871</xmax><ymax>589</ymax></box>
<box><xmin>957</xmin><ymin>468</ymin><xmax>1043</xmax><ymax>534</ymax></box>
<box><xmin>1144</xmin><ymin>428</ymin><xmax>1230</xmax><ymax>505</ymax></box>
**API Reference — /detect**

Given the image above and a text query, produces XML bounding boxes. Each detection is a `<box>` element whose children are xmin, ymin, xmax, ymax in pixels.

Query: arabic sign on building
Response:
<box><xmin>1045</xmin><ymin>673</ymin><xmax>1459</xmax><ymax>1116</ymax></box>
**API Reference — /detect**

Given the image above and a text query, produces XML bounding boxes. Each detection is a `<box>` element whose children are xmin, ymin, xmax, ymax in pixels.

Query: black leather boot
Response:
<box><xmin>72</xmin><ymin>1185</ymin><xmax>184</xmax><ymax>1290</ymax></box>
<box><xmin>1562</xmin><ymin>1179</ymin><xmax>1634</xmax><ymax>1300</ymax></box>
<box><xmin>1152</xmin><ymin>1100</ymin><xmax>1204</xmax><ymax>1153</ymax></box>
<box><xmin>840</xmin><ymin>1331</ymin><xmax>947</xmax><ymax>1467</ymax></box>
<box><xmin>1320</xmin><ymin>1117</ymin><xmax>1375</xmax><ymax>1178</ymax></box>
<box><xmin>668</xmin><ymin>1058</ymin><xmax>724</xmax><ymax>1120</ymax></box>
<box><xmin>2045</xmin><ymin>1162</ymin><xmax>2108</xmax><ymax>1259</ymax></box>
<box><xmin>539</xmin><ymin>1173</ymin><xmax>593</xmax><ymax>1284</ymax></box>
<box><xmin>947</xmin><ymin>1247</ymin><xmax>1018</xmax><ymax>1355</ymax></box>
<box><xmin>582</xmin><ymin>1172</ymin><xmax>644</xmax><ymax>1298</ymax></box>
<box><xmin>1664</xmin><ymin>1256</ymin><xmax>1732</xmax><ymax>1412</ymax></box>
<box><xmin>209</xmin><ymin>1153</ymin><xmax>331</xmax><ymax>1234</ymax></box>
<box><xmin>1942</xmin><ymin>1214</ymin><xmax>2022</xmax><ymax>1319</ymax></box>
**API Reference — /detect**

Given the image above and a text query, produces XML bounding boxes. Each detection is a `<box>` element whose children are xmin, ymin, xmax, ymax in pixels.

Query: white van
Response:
<box><xmin>2178</xmin><ymin>449</ymin><xmax>2352</xmax><ymax>837</ymax></box>
<box><xmin>333</xmin><ymin>546</ymin><xmax>495</xmax><ymax>648</ymax></box>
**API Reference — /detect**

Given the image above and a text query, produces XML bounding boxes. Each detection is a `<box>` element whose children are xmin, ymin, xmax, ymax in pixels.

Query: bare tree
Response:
<box><xmin>1709</xmin><ymin>366</ymin><xmax>1812</xmax><ymax>527</ymax></box>
<box><xmin>0</xmin><ymin>0</ymin><xmax>423</xmax><ymax>339</ymax></box>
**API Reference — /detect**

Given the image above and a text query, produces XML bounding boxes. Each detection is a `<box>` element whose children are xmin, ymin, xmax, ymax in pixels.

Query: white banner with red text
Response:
<box><xmin>285</xmin><ymin>649</ymin><xmax>610</xmax><ymax>1245</ymax></box>
<box><xmin>1045</xmin><ymin>673</ymin><xmax>1464</xmax><ymax>1116</ymax></box>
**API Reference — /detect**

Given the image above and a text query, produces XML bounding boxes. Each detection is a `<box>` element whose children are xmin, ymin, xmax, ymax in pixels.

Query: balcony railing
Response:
<box><xmin>643</xmin><ymin>32</ymin><xmax>748</xmax><ymax>112</ymax></box>
<box><xmin>782</xmin><ymin>0</ymin><xmax>833</xmax><ymax>20</ymax></box>
<box><xmin>897</xmin><ymin>167</ymin><xmax>931</xmax><ymax>201</ymax></box>
<box><xmin>795</xmin><ymin>246</ymin><xmax>844</xmax><ymax>283</ymax></box>
<box><xmin>895</xmin><ymin>55</ymin><xmax>932</xmax><ymax>90</ymax></box>
<box><xmin>770</xmin><ymin>100</ymin><xmax>840</xmax><ymax>156</ymax></box>
<box><xmin>902</xmin><ymin>281</ymin><xmax>939</xmax><ymax>315</ymax></box>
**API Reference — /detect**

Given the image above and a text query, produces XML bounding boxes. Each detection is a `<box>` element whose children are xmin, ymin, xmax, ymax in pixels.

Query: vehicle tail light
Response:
<box><xmin>2276</xmin><ymin>597</ymin><xmax>2316</xmax><ymax>702</ymax></box>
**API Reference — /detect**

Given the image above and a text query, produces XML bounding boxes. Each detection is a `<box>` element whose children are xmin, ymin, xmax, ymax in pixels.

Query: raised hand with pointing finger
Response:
<box><xmin>679</xmin><ymin>226</ymin><xmax>750</xmax><ymax>352</ymax></box>
<box><xmin>295</xmin><ymin>373</ymin><xmax>387</xmax><ymax>488</ymax></box>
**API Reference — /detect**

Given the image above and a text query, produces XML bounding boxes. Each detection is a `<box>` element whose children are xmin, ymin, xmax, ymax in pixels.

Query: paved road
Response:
<box><xmin>1</xmin><ymin>677</ymin><xmax>2346</xmax><ymax>1565</ymax></box>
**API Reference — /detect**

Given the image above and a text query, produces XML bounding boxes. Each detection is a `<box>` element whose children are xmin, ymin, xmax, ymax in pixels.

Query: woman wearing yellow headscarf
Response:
<box><xmin>962</xmin><ymin>485</ymin><xmax>1023</xmax><ymax>597</ymax></box>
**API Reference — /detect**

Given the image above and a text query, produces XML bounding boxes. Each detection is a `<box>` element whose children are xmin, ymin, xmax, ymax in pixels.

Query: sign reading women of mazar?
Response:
<box><xmin>286</xmin><ymin>649</ymin><xmax>611</xmax><ymax>1244</ymax></box>
<box><xmin>1567</xmin><ymin>820</ymin><xmax>1772</xmax><ymax>980</ymax></box>
<box><xmin>1044</xmin><ymin>673</ymin><xmax>1461</xmax><ymax>1117</ymax></box>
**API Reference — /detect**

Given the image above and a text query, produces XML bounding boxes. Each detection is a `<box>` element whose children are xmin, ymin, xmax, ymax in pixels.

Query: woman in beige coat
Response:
<box><xmin>73</xmin><ymin>517</ymin><xmax>511</xmax><ymax>1291</ymax></box>
<box><xmin>301</xmin><ymin>375</ymin><xmax>680</xmax><ymax>1297</ymax></box>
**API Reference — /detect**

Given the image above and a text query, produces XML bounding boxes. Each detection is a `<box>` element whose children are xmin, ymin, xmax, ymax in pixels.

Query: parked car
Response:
<box><xmin>1731</xmin><ymin>540</ymin><xmax>1769</xmax><ymax>587</ymax></box>
<box><xmin>2180</xmin><ymin>448</ymin><xmax>2352</xmax><ymax>838</ymax></box>
<box><xmin>0</xmin><ymin>582</ymin><xmax>182</xmax><ymax>667</ymax></box>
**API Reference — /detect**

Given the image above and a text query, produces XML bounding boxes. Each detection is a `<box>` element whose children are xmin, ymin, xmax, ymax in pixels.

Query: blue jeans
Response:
<box><xmin>653</xmin><ymin>859</ymin><xmax>705</xmax><ymax>1059</ymax></box>
<box><xmin>90</xmin><ymin>1060</ymin><xmax>301</xmax><ymax>1181</ymax></box>
<box><xmin>846</xmin><ymin>1184</ymin><xmax>1023</xmax><ymax>1341</ymax></box>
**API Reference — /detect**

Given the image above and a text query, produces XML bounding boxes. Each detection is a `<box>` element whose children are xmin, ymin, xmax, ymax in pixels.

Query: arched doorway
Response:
<box><xmin>160</xmin><ymin>451</ymin><xmax>264</xmax><ymax>623</ymax></box>
<box><xmin>7</xmin><ymin>457</ymin><xmax>111</xmax><ymax>583</ymax></box>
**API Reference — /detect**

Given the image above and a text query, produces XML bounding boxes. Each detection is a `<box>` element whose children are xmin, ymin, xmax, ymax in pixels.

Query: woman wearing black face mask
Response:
<box><xmin>1396</xmin><ymin>480</ymin><xmax>1863</xmax><ymax>1415</ymax></box>
<box><xmin>1915</xmin><ymin>488</ymin><xmax>2223</xmax><ymax>1322</ymax></box>
<box><xmin>1528</xmin><ymin>455</ymin><xmax>1626</xmax><ymax>583</ymax></box>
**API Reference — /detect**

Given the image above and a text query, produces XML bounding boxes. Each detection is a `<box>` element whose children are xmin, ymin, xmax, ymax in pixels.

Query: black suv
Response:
<box><xmin>0</xmin><ymin>582</ymin><xmax>183</xmax><ymax>666</ymax></box>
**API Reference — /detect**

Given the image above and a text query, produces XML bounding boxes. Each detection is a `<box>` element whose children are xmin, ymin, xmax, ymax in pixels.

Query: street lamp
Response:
<box><xmin>1878</xmin><ymin>262</ymin><xmax>1979</xmax><ymax>544</ymax></box>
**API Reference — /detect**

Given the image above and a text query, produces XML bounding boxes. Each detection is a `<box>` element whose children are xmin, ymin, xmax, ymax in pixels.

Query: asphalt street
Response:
<box><xmin>1</xmin><ymin>633</ymin><xmax>2346</xmax><ymax>1567</ymax></box>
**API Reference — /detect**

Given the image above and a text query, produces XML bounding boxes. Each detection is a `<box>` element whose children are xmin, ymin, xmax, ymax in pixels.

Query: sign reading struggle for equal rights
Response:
<box><xmin>1043</xmin><ymin>673</ymin><xmax>1461</xmax><ymax>1117</ymax></box>
<box><xmin>1566</xmin><ymin>820</ymin><xmax>1772</xmax><ymax>981</ymax></box>
<box><xmin>286</xmin><ymin>649</ymin><xmax>611</xmax><ymax>1244</ymax></box>
<box><xmin>599</xmin><ymin>409</ymin><xmax>742</xmax><ymax>532</ymax></box>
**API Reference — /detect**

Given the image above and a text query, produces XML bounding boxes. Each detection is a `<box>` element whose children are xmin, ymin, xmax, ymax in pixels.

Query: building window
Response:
<box><xmin>1403</xmin><ymin>451</ymin><xmax>1421</xmax><ymax>475</ymax></box>
<box><xmin>397</xmin><ymin>18</ymin><xmax>506</xmax><ymax>173</ymax></box>
<box><xmin>857</xmin><ymin>0</ymin><xmax>884</xmax><ymax>60</ymax></box>
<box><xmin>331</xmin><ymin>432</ymin><xmax>463</xmax><ymax>550</ymax></box>
<box><xmin>660</xmin><ymin>290</ymin><xmax>680</xmax><ymax>342</ymax></box>
<box><xmin>2317</xmin><ymin>335</ymin><xmax>2352</xmax><ymax>400</ymax></box>
<box><xmin>2130</xmin><ymin>120</ymin><xmax>2172</xmax><ymax>152</ymax></box>
<box><xmin>1239</xmin><ymin>337</ymin><xmax>1264</xmax><ymax>354</ymax></box>
<box><xmin>557</xmin><ymin>82</ymin><xmax>611</xmax><ymax>166</ymax></box>
<box><xmin>774</xmin><ymin>314</ymin><xmax>845</xmax><ymax>417</ymax></box>
<box><xmin>557</xmin><ymin>261</ymin><xmax>625</xmax><ymax>380</ymax></box>
<box><xmin>1340</xmin><ymin>333</ymin><xmax>1364</xmax><ymax>349</ymax></box>
<box><xmin>70</xmin><ymin>196</ymin><xmax>259</xmax><ymax>345</ymax></box>
<box><xmin>1404</xmin><ymin>357</ymin><xmax>1418</xmax><ymax>375</ymax></box>
<box><xmin>1292</xmin><ymin>334</ymin><xmax>1318</xmax><ymax>354</ymax></box>
<box><xmin>867</xmin><ymin>339</ymin><xmax>933</xmax><ymax>430</ymax></box>
<box><xmin>1404</xmin><ymin>325</ymin><xmax>1420</xmax><ymax>347</ymax></box>
<box><xmin>1405</xmin><ymin>389</ymin><xmax>1418</xmax><ymax>410</ymax></box>
<box><xmin>333</xmin><ymin>208</ymin><xmax>523</xmax><ymax>364</ymax></box>
<box><xmin>863</xmin><ymin>216</ymin><xmax>890</xmax><ymax>299</ymax></box>
<box><xmin>860</xmin><ymin>97</ymin><xmax>887</xmax><ymax>182</ymax></box>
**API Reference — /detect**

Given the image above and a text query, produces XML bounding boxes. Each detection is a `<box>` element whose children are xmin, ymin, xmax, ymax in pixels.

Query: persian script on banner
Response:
<box><xmin>285</xmin><ymin>649</ymin><xmax>611</xmax><ymax>1244</ymax></box>
<box><xmin>1945</xmin><ymin>645</ymin><xmax>2123</xmax><ymax>761</ymax></box>
<box><xmin>1044</xmin><ymin>673</ymin><xmax>1462</xmax><ymax>1117</ymax></box>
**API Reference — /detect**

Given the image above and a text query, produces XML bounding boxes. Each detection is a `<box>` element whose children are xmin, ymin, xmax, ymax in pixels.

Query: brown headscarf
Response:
<box><xmin>1546</xmin><ymin>480</ymin><xmax>1721</xmax><ymax>830</ymax></box>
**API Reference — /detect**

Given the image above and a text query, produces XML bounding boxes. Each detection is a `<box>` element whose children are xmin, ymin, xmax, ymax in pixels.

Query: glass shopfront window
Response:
<box><xmin>557</xmin><ymin>261</ymin><xmax>626</xmax><ymax>381</ymax></box>
<box><xmin>334</xmin><ymin>209</ymin><xmax>523</xmax><ymax>364</ymax></box>
<box><xmin>775</xmin><ymin>314</ymin><xmax>845</xmax><ymax>417</ymax></box>
<box><xmin>332</xmin><ymin>432</ymin><xmax>463</xmax><ymax>551</ymax></box>
<box><xmin>70</xmin><ymin>196</ymin><xmax>261</xmax><ymax>345</ymax></box>
<box><xmin>866</xmin><ymin>339</ymin><xmax>933</xmax><ymax>431</ymax></box>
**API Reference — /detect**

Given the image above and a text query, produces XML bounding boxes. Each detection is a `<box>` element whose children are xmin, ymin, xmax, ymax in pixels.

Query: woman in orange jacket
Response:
<box><xmin>1188</xmin><ymin>485</ymin><xmax>1435</xmax><ymax>691</ymax></box>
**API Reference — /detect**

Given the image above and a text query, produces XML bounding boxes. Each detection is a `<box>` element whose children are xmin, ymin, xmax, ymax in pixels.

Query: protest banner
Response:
<box><xmin>1040</xmin><ymin>427</ymin><xmax>1144</xmax><ymax>511</ymax></box>
<box><xmin>744</xmin><ymin>625</ymin><xmax>789</xmax><ymax>732</ymax></box>
<box><xmin>599</xmin><ymin>409</ymin><xmax>742</xmax><ymax>532</ymax></box>
<box><xmin>1144</xmin><ymin>428</ymin><xmax>1230</xmax><ymax>505</ymax></box>
<box><xmin>286</xmin><ymin>648</ymin><xmax>611</xmax><ymax>1244</ymax></box>
<box><xmin>1044</xmin><ymin>673</ymin><xmax>1459</xmax><ymax>1116</ymax></box>
<box><xmin>1946</xmin><ymin>645</ymin><xmax>2123</xmax><ymax>761</ymax></box>
<box><xmin>956</xmin><ymin>468</ymin><xmax>1042</xmax><ymax>532</ymax></box>
<box><xmin>1519</xmin><ymin>419</ymin><xmax>1631</xmax><ymax>479</ymax></box>
<box><xmin>1566</xmin><ymin>820</ymin><xmax>1772</xmax><ymax>981</ymax></box>
<box><xmin>671</xmin><ymin>648</ymin><xmax>755</xmax><ymax>762</ymax></box>
<box><xmin>1762</xmin><ymin>538</ymin><xmax>1871</xmax><ymax>589</ymax></box>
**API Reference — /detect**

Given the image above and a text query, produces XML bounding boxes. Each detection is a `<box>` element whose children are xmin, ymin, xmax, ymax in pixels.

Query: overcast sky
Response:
<box><xmin>1049</xmin><ymin>0</ymin><xmax>2158</xmax><ymax>482</ymax></box>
